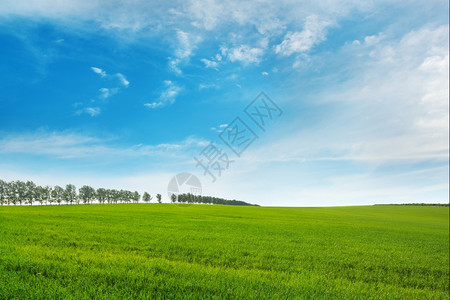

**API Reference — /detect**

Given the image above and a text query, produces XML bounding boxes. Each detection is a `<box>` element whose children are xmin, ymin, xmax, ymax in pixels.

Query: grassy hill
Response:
<box><xmin>0</xmin><ymin>204</ymin><xmax>448</xmax><ymax>299</ymax></box>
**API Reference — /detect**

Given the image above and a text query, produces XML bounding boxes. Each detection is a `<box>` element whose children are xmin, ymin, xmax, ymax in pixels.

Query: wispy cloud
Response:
<box><xmin>221</xmin><ymin>45</ymin><xmax>264</xmax><ymax>65</ymax></box>
<box><xmin>75</xmin><ymin>106</ymin><xmax>101</xmax><ymax>117</ymax></box>
<box><xmin>116</xmin><ymin>73</ymin><xmax>130</xmax><ymax>87</ymax></box>
<box><xmin>91</xmin><ymin>67</ymin><xmax>130</xmax><ymax>88</ymax></box>
<box><xmin>199</xmin><ymin>83</ymin><xmax>216</xmax><ymax>90</ymax></box>
<box><xmin>210</xmin><ymin>123</ymin><xmax>228</xmax><ymax>133</ymax></box>
<box><xmin>0</xmin><ymin>131</ymin><xmax>207</xmax><ymax>159</ymax></box>
<box><xmin>143</xmin><ymin>102</ymin><xmax>164</xmax><ymax>109</ymax></box>
<box><xmin>200</xmin><ymin>58</ymin><xmax>218</xmax><ymax>70</ymax></box>
<box><xmin>144</xmin><ymin>80</ymin><xmax>181</xmax><ymax>109</ymax></box>
<box><xmin>99</xmin><ymin>87</ymin><xmax>119</xmax><ymax>99</ymax></box>
<box><xmin>77</xmin><ymin>68</ymin><xmax>130</xmax><ymax>114</ymax></box>
<box><xmin>275</xmin><ymin>15</ymin><xmax>330</xmax><ymax>56</ymax></box>
<box><xmin>247</xmin><ymin>25</ymin><xmax>449</xmax><ymax>167</ymax></box>
<box><xmin>84</xmin><ymin>107</ymin><xmax>101</xmax><ymax>117</ymax></box>
<box><xmin>1</xmin><ymin>1</ymin><xmax>378</xmax><ymax>77</ymax></box>
<box><xmin>91</xmin><ymin>66</ymin><xmax>106</xmax><ymax>77</ymax></box>
<box><xmin>169</xmin><ymin>30</ymin><xmax>201</xmax><ymax>74</ymax></box>
<box><xmin>194</xmin><ymin>24</ymin><xmax>448</xmax><ymax>206</ymax></box>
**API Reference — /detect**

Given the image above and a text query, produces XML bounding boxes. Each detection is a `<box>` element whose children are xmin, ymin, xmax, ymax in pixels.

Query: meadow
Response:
<box><xmin>0</xmin><ymin>204</ymin><xmax>448</xmax><ymax>299</ymax></box>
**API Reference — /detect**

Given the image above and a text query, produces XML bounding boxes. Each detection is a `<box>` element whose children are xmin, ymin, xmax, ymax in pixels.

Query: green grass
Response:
<box><xmin>0</xmin><ymin>204</ymin><xmax>448</xmax><ymax>299</ymax></box>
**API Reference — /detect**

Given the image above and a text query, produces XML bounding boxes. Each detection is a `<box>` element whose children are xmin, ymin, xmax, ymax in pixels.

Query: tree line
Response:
<box><xmin>0</xmin><ymin>179</ymin><xmax>259</xmax><ymax>206</ymax></box>
<box><xmin>172</xmin><ymin>193</ymin><xmax>259</xmax><ymax>206</ymax></box>
<box><xmin>0</xmin><ymin>179</ymin><xmax>161</xmax><ymax>205</ymax></box>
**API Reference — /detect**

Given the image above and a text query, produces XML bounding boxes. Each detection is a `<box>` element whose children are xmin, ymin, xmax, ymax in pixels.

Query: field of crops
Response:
<box><xmin>0</xmin><ymin>204</ymin><xmax>448</xmax><ymax>299</ymax></box>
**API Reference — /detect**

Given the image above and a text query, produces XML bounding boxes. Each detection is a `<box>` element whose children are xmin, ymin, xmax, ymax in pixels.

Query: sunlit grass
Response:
<box><xmin>0</xmin><ymin>204</ymin><xmax>448</xmax><ymax>298</ymax></box>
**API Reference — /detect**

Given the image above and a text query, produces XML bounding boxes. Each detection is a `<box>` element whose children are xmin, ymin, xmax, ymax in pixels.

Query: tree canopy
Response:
<box><xmin>0</xmin><ymin>179</ymin><xmax>259</xmax><ymax>206</ymax></box>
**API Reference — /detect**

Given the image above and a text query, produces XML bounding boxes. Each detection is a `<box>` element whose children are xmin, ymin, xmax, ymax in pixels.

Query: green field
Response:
<box><xmin>0</xmin><ymin>204</ymin><xmax>448</xmax><ymax>299</ymax></box>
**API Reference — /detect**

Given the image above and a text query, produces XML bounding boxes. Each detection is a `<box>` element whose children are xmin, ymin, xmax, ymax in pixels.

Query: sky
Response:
<box><xmin>0</xmin><ymin>0</ymin><xmax>448</xmax><ymax>206</ymax></box>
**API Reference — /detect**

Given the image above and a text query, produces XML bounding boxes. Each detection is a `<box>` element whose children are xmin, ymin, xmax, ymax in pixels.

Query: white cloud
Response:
<box><xmin>84</xmin><ymin>107</ymin><xmax>101</xmax><ymax>116</ymax></box>
<box><xmin>200</xmin><ymin>58</ymin><xmax>218</xmax><ymax>70</ymax></box>
<box><xmin>222</xmin><ymin>45</ymin><xmax>264</xmax><ymax>65</ymax></box>
<box><xmin>259</xmin><ymin>37</ymin><xmax>269</xmax><ymax>48</ymax></box>
<box><xmin>144</xmin><ymin>101</ymin><xmax>164</xmax><ymax>109</ymax></box>
<box><xmin>253</xmin><ymin>25</ymin><xmax>449</xmax><ymax>167</ymax></box>
<box><xmin>186</xmin><ymin>0</ymin><xmax>223</xmax><ymax>30</ymax></box>
<box><xmin>199</xmin><ymin>24</ymin><xmax>449</xmax><ymax>205</ymax></box>
<box><xmin>175</xmin><ymin>30</ymin><xmax>194</xmax><ymax>58</ymax></box>
<box><xmin>99</xmin><ymin>87</ymin><xmax>119</xmax><ymax>99</ymax></box>
<box><xmin>0</xmin><ymin>0</ymin><xmax>171</xmax><ymax>33</ymax></box>
<box><xmin>262</xmin><ymin>71</ymin><xmax>269</xmax><ymax>76</ymax></box>
<box><xmin>185</xmin><ymin>0</ymin><xmax>288</xmax><ymax>35</ymax></box>
<box><xmin>0</xmin><ymin>0</ymin><xmax>375</xmax><ymax>40</ymax></box>
<box><xmin>91</xmin><ymin>66</ymin><xmax>106</xmax><ymax>77</ymax></box>
<box><xmin>91</xmin><ymin>67</ymin><xmax>129</xmax><ymax>87</ymax></box>
<box><xmin>199</xmin><ymin>83</ymin><xmax>216</xmax><ymax>90</ymax></box>
<box><xmin>0</xmin><ymin>131</ymin><xmax>103</xmax><ymax>159</ymax></box>
<box><xmin>169</xmin><ymin>30</ymin><xmax>202</xmax><ymax>73</ymax></box>
<box><xmin>364</xmin><ymin>33</ymin><xmax>385</xmax><ymax>45</ymax></box>
<box><xmin>210</xmin><ymin>123</ymin><xmax>229</xmax><ymax>133</ymax></box>
<box><xmin>99</xmin><ymin>88</ymin><xmax>110</xmax><ymax>98</ymax></box>
<box><xmin>0</xmin><ymin>1</ymin><xmax>379</xmax><ymax>76</ymax></box>
<box><xmin>160</xmin><ymin>80</ymin><xmax>180</xmax><ymax>98</ymax></box>
<box><xmin>116</xmin><ymin>73</ymin><xmax>130</xmax><ymax>87</ymax></box>
<box><xmin>144</xmin><ymin>80</ymin><xmax>181</xmax><ymax>109</ymax></box>
<box><xmin>275</xmin><ymin>15</ymin><xmax>330</xmax><ymax>56</ymax></box>
<box><xmin>0</xmin><ymin>131</ymin><xmax>207</xmax><ymax>160</ymax></box>
<box><xmin>168</xmin><ymin>59</ymin><xmax>182</xmax><ymax>74</ymax></box>
<box><xmin>292</xmin><ymin>53</ymin><xmax>311</xmax><ymax>69</ymax></box>
<box><xmin>75</xmin><ymin>106</ymin><xmax>101</xmax><ymax>117</ymax></box>
<box><xmin>76</xmin><ymin>68</ymin><xmax>128</xmax><ymax>115</ymax></box>
<box><xmin>209</xmin><ymin>123</ymin><xmax>228</xmax><ymax>133</ymax></box>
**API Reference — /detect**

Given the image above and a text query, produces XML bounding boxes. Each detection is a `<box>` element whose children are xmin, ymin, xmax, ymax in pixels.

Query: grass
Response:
<box><xmin>0</xmin><ymin>204</ymin><xmax>448</xmax><ymax>299</ymax></box>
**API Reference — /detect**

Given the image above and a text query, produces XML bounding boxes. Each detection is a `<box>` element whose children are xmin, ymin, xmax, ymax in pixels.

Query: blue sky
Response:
<box><xmin>0</xmin><ymin>0</ymin><xmax>448</xmax><ymax>206</ymax></box>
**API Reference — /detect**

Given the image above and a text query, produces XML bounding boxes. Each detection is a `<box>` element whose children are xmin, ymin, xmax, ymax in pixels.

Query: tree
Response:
<box><xmin>79</xmin><ymin>185</ymin><xmax>96</xmax><ymax>204</ymax></box>
<box><xmin>125</xmin><ymin>190</ymin><xmax>133</xmax><ymax>204</ymax></box>
<box><xmin>52</xmin><ymin>186</ymin><xmax>64</xmax><ymax>205</ymax></box>
<box><xmin>64</xmin><ymin>184</ymin><xmax>77</xmax><ymax>204</ymax></box>
<box><xmin>96</xmin><ymin>188</ymin><xmax>107</xmax><ymax>204</ymax></box>
<box><xmin>142</xmin><ymin>192</ymin><xmax>152</xmax><ymax>203</ymax></box>
<box><xmin>14</xmin><ymin>181</ymin><xmax>26</xmax><ymax>205</ymax></box>
<box><xmin>187</xmin><ymin>193</ymin><xmax>194</xmax><ymax>204</ymax></box>
<box><xmin>118</xmin><ymin>189</ymin><xmax>126</xmax><ymax>203</ymax></box>
<box><xmin>132</xmin><ymin>191</ymin><xmax>140</xmax><ymax>204</ymax></box>
<box><xmin>7</xmin><ymin>181</ymin><xmax>16</xmax><ymax>205</ymax></box>
<box><xmin>170</xmin><ymin>193</ymin><xmax>177</xmax><ymax>203</ymax></box>
<box><xmin>110</xmin><ymin>189</ymin><xmax>119</xmax><ymax>204</ymax></box>
<box><xmin>43</xmin><ymin>186</ymin><xmax>52</xmax><ymax>205</ymax></box>
<box><xmin>25</xmin><ymin>181</ymin><xmax>36</xmax><ymax>205</ymax></box>
<box><xmin>156</xmin><ymin>194</ymin><xmax>162</xmax><ymax>203</ymax></box>
<box><xmin>40</xmin><ymin>186</ymin><xmax>52</xmax><ymax>205</ymax></box>
<box><xmin>34</xmin><ymin>185</ymin><xmax>46</xmax><ymax>205</ymax></box>
<box><xmin>105</xmin><ymin>189</ymin><xmax>114</xmax><ymax>204</ymax></box>
<box><xmin>0</xmin><ymin>180</ymin><xmax>7</xmax><ymax>205</ymax></box>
